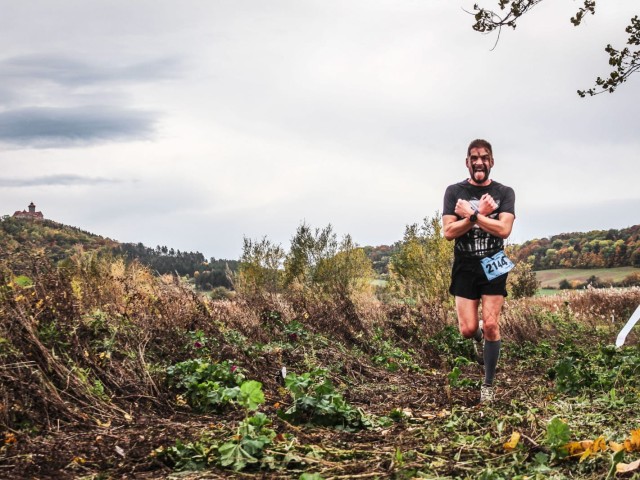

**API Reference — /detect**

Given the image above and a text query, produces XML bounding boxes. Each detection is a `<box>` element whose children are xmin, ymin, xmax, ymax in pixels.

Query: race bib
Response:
<box><xmin>480</xmin><ymin>251</ymin><xmax>515</xmax><ymax>281</ymax></box>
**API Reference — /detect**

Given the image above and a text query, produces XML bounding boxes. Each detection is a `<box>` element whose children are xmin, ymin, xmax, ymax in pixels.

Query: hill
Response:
<box><xmin>0</xmin><ymin>215</ymin><xmax>238</xmax><ymax>290</ymax></box>
<box><xmin>511</xmin><ymin>224</ymin><xmax>640</xmax><ymax>270</ymax></box>
<box><xmin>0</xmin><ymin>215</ymin><xmax>118</xmax><ymax>263</ymax></box>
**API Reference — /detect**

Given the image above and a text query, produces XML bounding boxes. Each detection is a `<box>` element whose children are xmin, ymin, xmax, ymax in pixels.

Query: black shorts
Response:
<box><xmin>449</xmin><ymin>256</ymin><xmax>508</xmax><ymax>300</ymax></box>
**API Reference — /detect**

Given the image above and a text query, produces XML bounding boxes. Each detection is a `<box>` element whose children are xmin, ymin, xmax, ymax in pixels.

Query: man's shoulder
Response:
<box><xmin>445</xmin><ymin>179</ymin><xmax>470</xmax><ymax>191</ymax></box>
<box><xmin>489</xmin><ymin>181</ymin><xmax>514</xmax><ymax>193</ymax></box>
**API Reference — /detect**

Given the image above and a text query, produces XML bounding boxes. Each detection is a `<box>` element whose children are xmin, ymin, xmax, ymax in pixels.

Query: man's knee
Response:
<box><xmin>482</xmin><ymin>316</ymin><xmax>501</xmax><ymax>339</ymax></box>
<box><xmin>459</xmin><ymin>325</ymin><xmax>477</xmax><ymax>338</ymax></box>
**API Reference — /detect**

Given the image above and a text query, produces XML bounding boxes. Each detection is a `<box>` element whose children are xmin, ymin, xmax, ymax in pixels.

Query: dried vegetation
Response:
<box><xmin>1</xmin><ymin>249</ymin><xmax>640</xmax><ymax>479</ymax></box>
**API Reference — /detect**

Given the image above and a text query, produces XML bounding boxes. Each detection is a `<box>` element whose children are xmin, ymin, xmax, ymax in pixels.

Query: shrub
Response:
<box><xmin>507</xmin><ymin>259</ymin><xmax>540</xmax><ymax>298</ymax></box>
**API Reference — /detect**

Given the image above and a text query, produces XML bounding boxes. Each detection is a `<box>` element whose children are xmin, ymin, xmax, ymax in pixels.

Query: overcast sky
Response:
<box><xmin>1</xmin><ymin>1</ymin><xmax>638</xmax><ymax>259</ymax></box>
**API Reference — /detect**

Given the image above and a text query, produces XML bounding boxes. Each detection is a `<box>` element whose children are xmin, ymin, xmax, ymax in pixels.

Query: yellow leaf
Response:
<box><xmin>72</xmin><ymin>456</ymin><xmax>86</xmax><ymax>464</ymax></box>
<box><xmin>616</xmin><ymin>459</ymin><xmax>640</xmax><ymax>474</ymax></box>
<box><xmin>96</xmin><ymin>419</ymin><xmax>111</xmax><ymax>428</ymax></box>
<box><xmin>629</xmin><ymin>429</ymin><xmax>640</xmax><ymax>451</ymax></box>
<box><xmin>565</xmin><ymin>440</ymin><xmax>591</xmax><ymax>456</ymax></box>
<box><xmin>503</xmin><ymin>431</ymin><xmax>521</xmax><ymax>451</ymax></box>
<box><xmin>577</xmin><ymin>437</ymin><xmax>607</xmax><ymax>463</ymax></box>
<box><xmin>593</xmin><ymin>436</ymin><xmax>607</xmax><ymax>452</ymax></box>
<box><xmin>609</xmin><ymin>441</ymin><xmax>625</xmax><ymax>452</ymax></box>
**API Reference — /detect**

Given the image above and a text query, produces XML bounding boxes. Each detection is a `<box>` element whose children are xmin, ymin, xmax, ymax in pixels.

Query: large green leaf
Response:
<box><xmin>238</xmin><ymin>380</ymin><xmax>264</xmax><ymax>411</ymax></box>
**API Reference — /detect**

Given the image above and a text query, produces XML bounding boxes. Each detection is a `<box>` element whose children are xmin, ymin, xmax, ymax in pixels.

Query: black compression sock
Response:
<box><xmin>484</xmin><ymin>339</ymin><xmax>501</xmax><ymax>386</ymax></box>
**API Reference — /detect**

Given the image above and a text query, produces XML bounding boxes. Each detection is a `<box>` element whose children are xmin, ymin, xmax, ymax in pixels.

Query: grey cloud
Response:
<box><xmin>0</xmin><ymin>54</ymin><xmax>184</xmax><ymax>86</ymax></box>
<box><xmin>0</xmin><ymin>174</ymin><xmax>123</xmax><ymax>187</ymax></box>
<box><xmin>0</xmin><ymin>106</ymin><xmax>157</xmax><ymax>147</ymax></box>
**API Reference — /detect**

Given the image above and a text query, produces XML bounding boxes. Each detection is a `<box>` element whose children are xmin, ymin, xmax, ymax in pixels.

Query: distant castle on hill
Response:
<box><xmin>13</xmin><ymin>202</ymin><xmax>44</xmax><ymax>220</ymax></box>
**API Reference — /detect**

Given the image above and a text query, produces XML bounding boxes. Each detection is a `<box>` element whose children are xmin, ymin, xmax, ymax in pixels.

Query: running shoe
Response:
<box><xmin>480</xmin><ymin>384</ymin><xmax>495</xmax><ymax>403</ymax></box>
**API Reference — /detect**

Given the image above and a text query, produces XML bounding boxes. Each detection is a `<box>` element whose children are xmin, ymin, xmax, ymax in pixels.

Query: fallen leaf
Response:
<box><xmin>565</xmin><ymin>440</ymin><xmax>590</xmax><ymax>456</ymax></box>
<box><xmin>401</xmin><ymin>408</ymin><xmax>413</xmax><ymax>418</ymax></box>
<box><xmin>503</xmin><ymin>431</ymin><xmax>521</xmax><ymax>451</ymax></box>
<box><xmin>578</xmin><ymin>437</ymin><xmax>607</xmax><ymax>463</ymax></box>
<box><xmin>609</xmin><ymin>441</ymin><xmax>625</xmax><ymax>452</ymax></box>
<box><xmin>629</xmin><ymin>429</ymin><xmax>640</xmax><ymax>451</ymax></box>
<box><xmin>96</xmin><ymin>419</ymin><xmax>111</xmax><ymax>428</ymax></box>
<box><xmin>616</xmin><ymin>459</ymin><xmax>640</xmax><ymax>473</ymax></box>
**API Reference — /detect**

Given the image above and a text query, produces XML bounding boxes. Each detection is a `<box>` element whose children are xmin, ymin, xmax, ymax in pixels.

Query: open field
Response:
<box><xmin>535</xmin><ymin>267</ymin><xmax>639</xmax><ymax>288</ymax></box>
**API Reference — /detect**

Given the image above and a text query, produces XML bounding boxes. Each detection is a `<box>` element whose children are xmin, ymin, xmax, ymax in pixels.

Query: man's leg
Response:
<box><xmin>455</xmin><ymin>296</ymin><xmax>480</xmax><ymax>339</ymax></box>
<box><xmin>455</xmin><ymin>296</ymin><xmax>484</xmax><ymax>365</ymax></box>
<box><xmin>480</xmin><ymin>294</ymin><xmax>504</xmax><ymax>387</ymax></box>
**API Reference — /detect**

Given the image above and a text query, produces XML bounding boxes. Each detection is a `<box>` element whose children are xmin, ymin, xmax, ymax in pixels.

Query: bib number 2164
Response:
<box><xmin>480</xmin><ymin>251</ymin><xmax>515</xmax><ymax>281</ymax></box>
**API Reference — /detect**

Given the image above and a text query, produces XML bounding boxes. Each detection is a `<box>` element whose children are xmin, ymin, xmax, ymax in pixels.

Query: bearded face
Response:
<box><xmin>466</xmin><ymin>147</ymin><xmax>494</xmax><ymax>185</ymax></box>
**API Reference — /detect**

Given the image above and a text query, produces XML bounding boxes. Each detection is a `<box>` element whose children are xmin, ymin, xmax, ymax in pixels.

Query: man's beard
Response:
<box><xmin>471</xmin><ymin>166</ymin><xmax>490</xmax><ymax>183</ymax></box>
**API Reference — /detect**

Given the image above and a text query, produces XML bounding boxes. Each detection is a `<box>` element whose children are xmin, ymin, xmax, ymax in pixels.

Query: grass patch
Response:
<box><xmin>535</xmin><ymin>267</ymin><xmax>639</xmax><ymax>288</ymax></box>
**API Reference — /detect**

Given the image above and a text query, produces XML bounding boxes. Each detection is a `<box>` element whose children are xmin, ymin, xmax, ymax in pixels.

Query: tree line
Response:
<box><xmin>111</xmin><ymin>243</ymin><xmax>239</xmax><ymax>291</ymax></box>
<box><xmin>511</xmin><ymin>225</ymin><xmax>640</xmax><ymax>270</ymax></box>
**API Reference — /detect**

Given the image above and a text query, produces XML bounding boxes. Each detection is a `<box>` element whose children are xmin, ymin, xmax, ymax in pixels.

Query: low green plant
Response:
<box><xmin>279</xmin><ymin>369</ymin><xmax>373</xmax><ymax>430</ymax></box>
<box><xmin>185</xmin><ymin>329</ymin><xmax>216</xmax><ymax>356</ymax></box>
<box><xmin>549</xmin><ymin>344</ymin><xmax>640</xmax><ymax>395</ymax></box>
<box><xmin>159</xmin><ymin>381</ymin><xmax>274</xmax><ymax>472</ymax></box>
<box><xmin>283</xmin><ymin>319</ymin><xmax>308</xmax><ymax>343</ymax></box>
<box><xmin>218</xmin><ymin>411</ymin><xmax>277</xmax><ymax>471</ymax></box>
<box><xmin>544</xmin><ymin>417</ymin><xmax>571</xmax><ymax>461</ymax></box>
<box><xmin>166</xmin><ymin>358</ymin><xmax>246</xmax><ymax>411</ymax></box>
<box><xmin>371</xmin><ymin>330</ymin><xmax>421</xmax><ymax>372</ymax></box>
<box><xmin>428</xmin><ymin>325</ymin><xmax>474</xmax><ymax>363</ymax></box>
<box><xmin>447</xmin><ymin>356</ymin><xmax>477</xmax><ymax>388</ymax></box>
<box><xmin>158</xmin><ymin>438</ymin><xmax>215</xmax><ymax>471</ymax></box>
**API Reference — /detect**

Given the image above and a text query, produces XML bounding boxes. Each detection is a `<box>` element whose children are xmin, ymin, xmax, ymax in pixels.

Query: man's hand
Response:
<box><xmin>454</xmin><ymin>194</ymin><xmax>496</xmax><ymax>219</ymax></box>
<box><xmin>477</xmin><ymin>194</ymin><xmax>497</xmax><ymax>216</ymax></box>
<box><xmin>454</xmin><ymin>199</ymin><xmax>475</xmax><ymax>218</ymax></box>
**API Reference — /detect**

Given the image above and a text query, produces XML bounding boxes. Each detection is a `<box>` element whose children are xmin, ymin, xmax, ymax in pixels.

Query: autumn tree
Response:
<box><xmin>468</xmin><ymin>1</ymin><xmax>639</xmax><ymax>95</ymax></box>
<box><xmin>234</xmin><ymin>236</ymin><xmax>285</xmax><ymax>299</ymax></box>
<box><xmin>284</xmin><ymin>223</ymin><xmax>374</xmax><ymax>301</ymax></box>
<box><xmin>388</xmin><ymin>213</ymin><xmax>454</xmax><ymax>305</ymax></box>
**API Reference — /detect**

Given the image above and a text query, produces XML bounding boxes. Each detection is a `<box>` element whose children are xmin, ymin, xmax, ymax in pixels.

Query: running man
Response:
<box><xmin>442</xmin><ymin>139</ymin><xmax>516</xmax><ymax>403</ymax></box>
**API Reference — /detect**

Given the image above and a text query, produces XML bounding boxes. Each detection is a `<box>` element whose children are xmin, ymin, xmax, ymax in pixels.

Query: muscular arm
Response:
<box><xmin>443</xmin><ymin>194</ymin><xmax>502</xmax><ymax>241</ymax></box>
<box><xmin>443</xmin><ymin>212</ymin><xmax>514</xmax><ymax>240</ymax></box>
<box><xmin>476</xmin><ymin>212</ymin><xmax>515</xmax><ymax>239</ymax></box>
<box><xmin>443</xmin><ymin>214</ymin><xmax>473</xmax><ymax>241</ymax></box>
